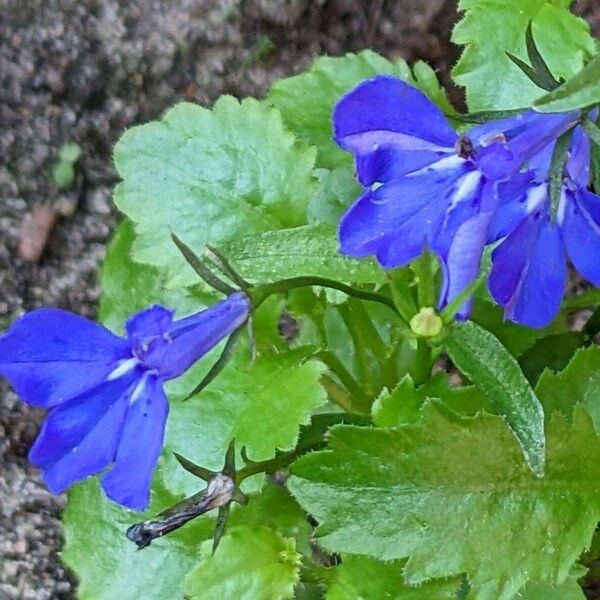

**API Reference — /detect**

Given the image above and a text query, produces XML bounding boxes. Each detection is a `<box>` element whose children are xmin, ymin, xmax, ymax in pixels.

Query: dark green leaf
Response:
<box><xmin>444</xmin><ymin>321</ymin><xmax>545</xmax><ymax>475</ymax></box>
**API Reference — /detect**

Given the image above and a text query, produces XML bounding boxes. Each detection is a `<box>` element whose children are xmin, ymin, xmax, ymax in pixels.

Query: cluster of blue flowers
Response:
<box><xmin>336</xmin><ymin>76</ymin><xmax>600</xmax><ymax>327</ymax></box>
<box><xmin>1</xmin><ymin>75</ymin><xmax>599</xmax><ymax>511</ymax></box>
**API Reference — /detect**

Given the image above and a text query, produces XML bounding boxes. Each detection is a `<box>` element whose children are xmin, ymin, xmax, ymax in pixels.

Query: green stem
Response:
<box><xmin>252</xmin><ymin>276</ymin><xmax>398</xmax><ymax>314</ymax></box>
<box><xmin>313</xmin><ymin>350</ymin><xmax>369</xmax><ymax>404</ymax></box>
<box><xmin>237</xmin><ymin>442</ymin><xmax>323</xmax><ymax>482</ymax></box>
<box><xmin>319</xmin><ymin>374</ymin><xmax>357</xmax><ymax>413</ymax></box>
<box><xmin>386</xmin><ymin>269</ymin><xmax>417</xmax><ymax>323</ymax></box>
<box><xmin>338</xmin><ymin>302</ymin><xmax>375</xmax><ymax>397</ymax></box>
<box><xmin>347</xmin><ymin>299</ymin><xmax>387</xmax><ymax>359</ymax></box>
<box><xmin>412</xmin><ymin>339</ymin><xmax>434</xmax><ymax>386</ymax></box>
<box><xmin>412</xmin><ymin>251</ymin><xmax>435</xmax><ymax>308</ymax></box>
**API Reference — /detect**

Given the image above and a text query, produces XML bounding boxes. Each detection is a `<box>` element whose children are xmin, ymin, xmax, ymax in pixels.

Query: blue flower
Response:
<box><xmin>488</xmin><ymin>125</ymin><xmax>600</xmax><ymax>328</ymax></box>
<box><xmin>334</xmin><ymin>76</ymin><xmax>579</xmax><ymax>317</ymax></box>
<box><xmin>0</xmin><ymin>292</ymin><xmax>251</xmax><ymax>510</ymax></box>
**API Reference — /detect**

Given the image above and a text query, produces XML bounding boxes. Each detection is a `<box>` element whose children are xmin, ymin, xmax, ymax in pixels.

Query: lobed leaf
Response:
<box><xmin>452</xmin><ymin>0</ymin><xmax>594</xmax><ymax>110</ymax></box>
<box><xmin>113</xmin><ymin>97</ymin><xmax>316</xmax><ymax>287</ymax></box>
<box><xmin>290</xmin><ymin>407</ymin><xmax>600</xmax><ymax>600</ymax></box>
<box><xmin>184</xmin><ymin>526</ymin><xmax>301</xmax><ymax>600</ymax></box>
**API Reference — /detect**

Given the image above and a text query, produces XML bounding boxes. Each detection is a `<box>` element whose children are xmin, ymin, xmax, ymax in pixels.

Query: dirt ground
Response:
<box><xmin>0</xmin><ymin>1</ymin><xmax>598</xmax><ymax>598</ymax></box>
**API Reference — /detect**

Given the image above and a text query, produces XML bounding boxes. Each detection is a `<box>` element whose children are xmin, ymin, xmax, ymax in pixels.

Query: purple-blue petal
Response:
<box><xmin>140</xmin><ymin>292</ymin><xmax>251</xmax><ymax>380</ymax></box>
<box><xmin>489</xmin><ymin>213</ymin><xmax>566</xmax><ymax>328</ymax></box>
<box><xmin>339</xmin><ymin>157</ymin><xmax>469</xmax><ymax>268</ymax></box>
<box><xmin>0</xmin><ymin>309</ymin><xmax>131</xmax><ymax>407</ymax></box>
<box><xmin>28</xmin><ymin>364</ymin><xmax>142</xmax><ymax>469</ymax></box>
<box><xmin>561</xmin><ymin>187</ymin><xmax>600</xmax><ymax>286</ymax></box>
<box><xmin>489</xmin><ymin>175</ymin><xmax>546</xmax><ymax>242</ymax></box>
<box><xmin>566</xmin><ymin>126</ymin><xmax>591</xmax><ymax>188</ymax></box>
<box><xmin>333</xmin><ymin>76</ymin><xmax>457</xmax><ymax>184</ymax></box>
<box><xmin>126</xmin><ymin>305</ymin><xmax>174</xmax><ymax>347</ymax></box>
<box><xmin>434</xmin><ymin>179</ymin><xmax>496</xmax><ymax>317</ymax></box>
<box><xmin>102</xmin><ymin>374</ymin><xmax>168</xmax><ymax>511</ymax></box>
<box><xmin>470</xmin><ymin>110</ymin><xmax>579</xmax><ymax>180</ymax></box>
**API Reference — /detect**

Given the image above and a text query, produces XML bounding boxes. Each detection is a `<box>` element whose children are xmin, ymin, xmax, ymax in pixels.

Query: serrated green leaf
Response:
<box><xmin>518</xmin><ymin>331</ymin><xmax>583</xmax><ymax>385</ymax></box>
<box><xmin>327</xmin><ymin>556</ymin><xmax>461</xmax><ymax>600</ymax></box>
<box><xmin>114</xmin><ymin>97</ymin><xmax>316</xmax><ymax>286</ymax></box>
<box><xmin>166</xmin><ymin>347</ymin><xmax>327</xmax><ymax>471</ymax></box>
<box><xmin>269</xmin><ymin>51</ymin><xmax>450</xmax><ymax>168</ymax></box>
<box><xmin>535</xmin><ymin>53</ymin><xmax>600</xmax><ymax>112</ymax></box>
<box><xmin>184</xmin><ymin>526</ymin><xmax>301</xmax><ymax>600</ymax></box>
<box><xmin>62</xmin><ymin>477</ymin><xmax>215</xmax><ymax>600</ymax></box>
<box><xmin>535</xmin><ymin>346</ymin><xmax>600</xmax><ymax>431</ymax></box>
<box><xmin>218</xmin><ymin>224</ymin><xmax>384</xmax><ymax>285</ymax></box>
<box><xmin>452</xmin><ymin>0</ymin><xmax>594</xmax><ymax>110</ymax></box>
<box><xmin>307</xmin><ymin>167</ymin><xmax>361</xmax><ymax>225</ymax></box>
<box><xmin>289</xmin><ymin>407</ymin><xmax>600</xmax><ymax>600</ymax></box>
<box><xmin>444</xmin><ymin>321</ymin><xmax>545</xmax><ymax>475</ymax></box>
<box><xmin>519</xmin><ymin>570</ymin><xmax>586</xmax><ymax>599</ymax></box>
<box><xmin>372</xmin><ymin>372</ymin><xmax>491</xmax><ymax>427</ymax></box>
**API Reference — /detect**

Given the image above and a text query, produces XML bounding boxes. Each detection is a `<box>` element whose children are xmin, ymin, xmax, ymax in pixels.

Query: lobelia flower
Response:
<box><xmin>334</xmin><ymin>75</ymin><xmax>579</xmax><ymax>317</ymax></box>
<box><xmin>487</xmin><ymin>123</ymin><xmax>600</xmax><ymax>328</ymax></box>
<box><xmin>0</xmin><ymin>292</ymin><xmax>251</xmax><ymax>510</ymax></box>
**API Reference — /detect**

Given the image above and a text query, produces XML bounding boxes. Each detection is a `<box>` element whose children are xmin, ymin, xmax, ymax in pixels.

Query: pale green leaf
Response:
<box><xmin>218</xmin><ymin>224</ymin><xmax>384</xmax><ymax>285</ymax></box>
<box><xmin>327</xmin><ymin>556</ymin><xmax>461</xmax><ymax>600</ymax></box>
<box><xmin>452</xmin><ymin>0</ymin><xmax>594</xmax><ymax>110</ymax></box>
<box><xmin>307</xmin><ymin>167</ymin><xmax>361</xmax><ymax>225</ymax></box>
<box><xmin>184</xmin><ymin>526</ymin><xmax>301</xmax><ymax>600</ymax></box>
<box><xmin>289</xmin><ymin>407</ymin><xmax>600</xmax><ymax>600</ymax></box>
<box><xmin>444</xmin><ymin>321</ymin><xmax>545</xmax><ymax>475</ymax></box>
<box><xmin>269</xmin><ymin>51</ymin><xmax>450</xmax><ymax>168</ymax></box>
<box><xmin>114</xmin><ymin>97</ymin><xmax>316</xmax><ymax>286</ymax></box>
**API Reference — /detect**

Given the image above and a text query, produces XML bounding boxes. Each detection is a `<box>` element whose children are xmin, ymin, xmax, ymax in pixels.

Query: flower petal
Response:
<box><xmin>339</xmin><ymin>157</ymin><xmax>469</xmax><ymax>268</ymax></box>
<box><xmin>471</xmin><ymin>110</ymin><xmax>579</xmax><ymax>180</ymax></box>
<box><xmin>126</xmin><ymin>305</ymin><xmax>174</xmax><ymax>347</ymax></box>
<box><xmin>102</xmin><ymin>374</ymin><xmax>169</xmax><ymax>511</ymax></box>
<box><xmin>489</xmin><ymin>176</ymin><xmax>546</xmax><ymax>242</ymax></box>
<box><xmin>28</xmin><ymin>365</ymin><xmax>142</xmax><ymax>469</ymax></box>
<box><xmin>434</xmin><ymin>179</ymin><xmax>496</xmax><ymax>317</ymax></box>
<box><xmin>561</xmin><ymin>187</ymin><xmax>600</xmax><ymax>286</ymax></box>
<box><xmin>489</xmin><ymin>214</ymin><xmax>566</xmax><ymax>328</ymax></box>
<box><xmin>566</xmin><ymin>125</ymin><xmax>591</xmax><ymax>188</ymax></box>
<box><xmin>0</xmin><ymin>309</ymin><xmax>131</xmax><ymax>407</ymax></box>
<box><xmin>141</xmin><ymin>292</ymin><xmax>251</xmax><ymax>380</ymax></box>
<box><xmin>334</xmin><ymin>76</ymin><xmax>457</xmax><ymax>184</ymax></box>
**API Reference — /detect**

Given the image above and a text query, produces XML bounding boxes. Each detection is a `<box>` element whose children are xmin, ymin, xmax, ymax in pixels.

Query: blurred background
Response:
<box><xmin>1</xmin><ymin>1</ymin><xmax>599</xmax><ymax>597</ymax></box>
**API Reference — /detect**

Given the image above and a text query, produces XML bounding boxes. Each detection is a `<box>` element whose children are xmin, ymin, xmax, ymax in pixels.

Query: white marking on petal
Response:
<box><xmin>454</xmin><ymin>171</ymin><xmax>482</xmax><ymax>204</ymax></box>
<box><xmin>525</xmin><ymin>184</ymin><xmax>548</xmax><ymax>215</ymax></box>
<box><xmin>407</xmin><ymin>154</ymin><xmax>466</xmax><ymax>177</ymax></box>
<box><xmin>129</xmin><ymin>373</ymin><xmax>150</xmax><ymax>406</ymax></box>
<box><xmin>107</xmin><ymin>357</ymin><xmax>139</xmax><ymax>381</ymax></box>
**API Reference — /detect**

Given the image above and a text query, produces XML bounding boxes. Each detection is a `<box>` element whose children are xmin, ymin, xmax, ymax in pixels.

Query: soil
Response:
<box><xmin>0</xmin><ymin>1</ymin><xmax>598</xmax><ymax>598</ymax></box>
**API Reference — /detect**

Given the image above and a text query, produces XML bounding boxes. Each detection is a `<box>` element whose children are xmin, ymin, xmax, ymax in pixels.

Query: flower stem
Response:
<box><xmin>313</xmin><ymin>350</ymin><xmax>369</xmax><ymax>405</ymax></box>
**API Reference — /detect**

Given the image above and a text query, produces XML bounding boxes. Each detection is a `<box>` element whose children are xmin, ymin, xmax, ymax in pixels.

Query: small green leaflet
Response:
<box><xmin>289</xmin><ymin>406</ymin><xmax>600</xmax><ymax>600</ymax></box>
<box><xmin>217</xmin><ymin>224</ymin><xmax>384</xmax><ymax>285</ymax></box>
<box><xmin>327</xmin><ymin>556</ymin><xmax>461</xmax><ymax>600</ymax></box>
<box><xmin>535</xmin><ymin>346</ymin><xmax>600</xmax><ymax>431</ymax></box>
<box><xmin>535</xmin><ymin>53</ymin><xmax>600</xmax><ymax>112</ymax></box>
<box><xmin>452</xmin><ymin>0</ymin><xmax>594</xmax><ymax>110</ymax></box>
<box><xmin>184</xmin><ymin>526</ymin><xmax>301</xmax><ymax>600</ymax></box>
<box><xmin>113</xmin><ymin>97</ymin><xmax>316</xmax><ymax>287</ymax></box>
<box><xmin>444</xmin><ymin>321</ymin><xmax>546</xmax><ymax>475</ymax></box>
<box><xmin>269</xmin><ymin>50</ymin><xmax>452</xmax><ymax>169</ymax></box>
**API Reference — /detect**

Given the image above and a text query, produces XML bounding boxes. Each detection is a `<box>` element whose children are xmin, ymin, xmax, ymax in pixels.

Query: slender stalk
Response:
<box><xmin>412</xmin><ymin>339</ymin><xmax>434</xmax><ymax>386</ymax></box>
<box><xmin>338</xmin><ymin>301</ymin><xmax>374</xmax><ymax>397</ymax></box>
<box><xmin>347</xmin><ymin>299</ymin><xmax>387</xmax><ymax>360</ymax></box>
<box><xmin>385</xmin><ymin>269</ymin><xmax>417</xmax><ymax>323</ymax></box>
<box><xmin>313</xmin><ymin>350</ymin><xmax>369</xmax><ymax>404</ymax></box>
<box><xmin>412</xmin><ymin>251</ymin><xmax>435</xmax><ymax>308</ymax></box>
<box><xmin>319</xmin><ymin>374</ymin><xmax>357</xmax><ymax>413</ymax></box>
<box><xmin>253</xmin><ymin>276</ymin><xmax>398</xmax><ymax>315</ymax></box>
